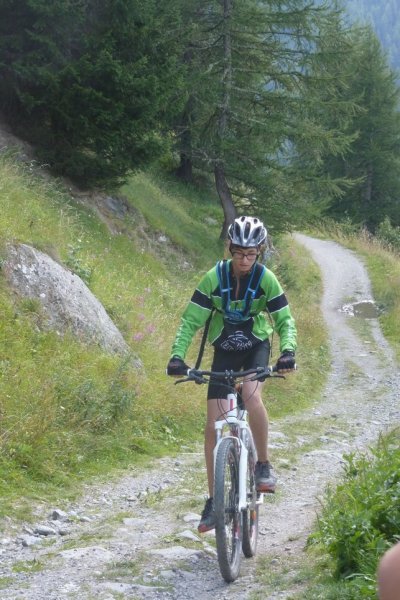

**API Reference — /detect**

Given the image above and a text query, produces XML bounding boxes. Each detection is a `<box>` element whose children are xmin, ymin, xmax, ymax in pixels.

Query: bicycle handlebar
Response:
<box><xmin>175</xmin><ymin>365</ymin><xmax>281</xmax><ymax>385</ymax></box>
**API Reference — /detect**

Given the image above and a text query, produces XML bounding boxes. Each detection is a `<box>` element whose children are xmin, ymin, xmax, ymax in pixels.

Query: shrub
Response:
<box><xmin>308</xmin><ymin>430</ymin><xmax>400</xmax><ymax>599</ymax></box>
<box><xmin>376</xmin><ymin>217</ymin><xmax>400</xmax><ymax>252</ymax></box>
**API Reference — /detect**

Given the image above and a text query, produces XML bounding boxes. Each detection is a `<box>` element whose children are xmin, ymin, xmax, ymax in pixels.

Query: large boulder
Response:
<box><xmin>3</xmin><ymin>243</ymin><xmax>134</xmax><ymax>357</ymax></box>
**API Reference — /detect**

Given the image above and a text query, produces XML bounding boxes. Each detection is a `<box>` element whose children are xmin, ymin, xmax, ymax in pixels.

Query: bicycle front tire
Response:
<box><xmin>214</xmin><ymin>437</ymin><xmax>242</xmax><ymax>582</ymax></box>
<box><xmin>242</xmin><ymin>438</ymin><xmax>259</xmax><ymax>558</ymax></box>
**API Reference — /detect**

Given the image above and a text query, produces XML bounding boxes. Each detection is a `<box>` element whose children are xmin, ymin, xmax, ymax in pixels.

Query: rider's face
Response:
<box><xmin>230</xmin><ymin>246</ymin><xmax>259</xmax><ymax>275</ymax></box>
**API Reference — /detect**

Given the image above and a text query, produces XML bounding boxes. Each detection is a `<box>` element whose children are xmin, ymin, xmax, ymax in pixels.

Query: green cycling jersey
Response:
<box><xmin>171</xmin><ymin>260</ymin><xmax>296</xmax><ymax>359</ymax></box>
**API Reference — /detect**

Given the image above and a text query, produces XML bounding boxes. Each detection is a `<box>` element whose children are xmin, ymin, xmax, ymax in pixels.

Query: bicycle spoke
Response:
<box><xmin>242</xmin><ymin>439</ymin><xmax>259</xmax><ymax>558</ymax></box>
<box><xmin>214</xmin><ymin>438</ymin><xmax>242</xmax><ymax>582</ymax></box>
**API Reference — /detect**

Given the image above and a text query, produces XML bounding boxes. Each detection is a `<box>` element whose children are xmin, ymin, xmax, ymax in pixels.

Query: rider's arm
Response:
<box><xmin>262</xmin><ymin>269</ymin><xmax>297</xmax><ymax>353</ymax></box>
<box><xmin>170</xmin><ymin>270</ymin><xmax>215</xmax><ymax>360</ymax></box>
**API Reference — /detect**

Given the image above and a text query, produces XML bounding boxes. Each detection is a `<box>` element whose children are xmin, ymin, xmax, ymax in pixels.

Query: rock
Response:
<box><xmin>51</xmin><ymin>509</ymin><xmax>69</xmax><ymax>521</ymax></box>
<box><xmin>103</xmin><ymin>196</ymin><xmax>128</xmax><ymax>218</ymax></box>
<box><xmin>58</xmin><ymin>546</ymin><xmax>114</xmax><ymax>562</ymax></box>
<box><xmin>183</xmin><ymin>512</ymin><xmax>201</xmax><ymax>523</ymax></box>
<box><xmin>21</xmin><ymin>535</ymin><xmax>42</xmax><ymax>547</ymax></box>
<box><xmin>34</xmin><ymin>525</ymin><xmax>57</xmax><ymax>536</ymax></box>
<box><xmin>4</xmin><ymin>243</ymin><xmax>138</xmax><ymax>359</ymax></box>
<box><xmin>177</xmin><ymin>530</ymin><xmax>201</xmax><ymax>542</ymax></box>
<box><xmin>0</xmin><ymin>538</ymin><xmax>12</xmax><ymax>545</ymax></box>
<box><xmin>148</xmin><ymin>546</ymin><xmax>201</xmax><ymax>560</ymax></box>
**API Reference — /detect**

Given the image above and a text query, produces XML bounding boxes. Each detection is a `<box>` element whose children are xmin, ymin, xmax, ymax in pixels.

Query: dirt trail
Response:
<box><xmin>1</xmin><ymin>235</ymin><xmax>399</xmax><ymax>600</ymax></box>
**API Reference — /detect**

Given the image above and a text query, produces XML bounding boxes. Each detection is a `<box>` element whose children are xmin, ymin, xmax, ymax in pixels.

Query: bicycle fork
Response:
<box><xmin>213</xmin><ymin>390</ymin><xmax>250</xmax><ymax>512</ymax></box>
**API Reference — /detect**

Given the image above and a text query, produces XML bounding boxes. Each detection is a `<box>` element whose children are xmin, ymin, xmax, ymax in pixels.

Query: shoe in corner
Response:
<box><xmin>255</xmin><ymin>461</ymin><xmax>277</xmax><ymax>493</ymax></box>
<box><xmin>198</xmin><ymin>497</ymin><xmax>216</xmax><ymax>533</ymax></box>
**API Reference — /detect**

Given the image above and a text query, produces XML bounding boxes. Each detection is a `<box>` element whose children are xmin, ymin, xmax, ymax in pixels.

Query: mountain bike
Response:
<box><xmin>176</xmin><ymin>365</ymin><xmax>280</xmax><ymax>583</ymax></box>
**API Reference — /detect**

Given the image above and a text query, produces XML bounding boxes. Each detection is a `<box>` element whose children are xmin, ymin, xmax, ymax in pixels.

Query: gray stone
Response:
<box><xmin>34</xmin><ymin>525</ymin><xmax>57</xmax><ymax>536</ymax></box>
<box><xmin>4</xmin><ymin>243</ymin><xmax>138</xmax><ymax>359</ymax></box>
<box><xmin>51</xmin><ymin>509</ymin><xmax>69</xmax><ymax>521</ymax></box>
<box><xmin>148</xmin><ymin>546</ymin><xmax>201</xmax><ymax>560</ymax></box>
<box><xmin>21</xmin><ymin>535</ymin><xmax>42</xmax><ymax>547</ymax></box>
<box><xmin>177</xmin><ymin>530</ymin><xmax>201</xmax><ymax>542</ymax></box>
<box><xmin>183</xmin><ymin>512</ymin><xmax>201</xmax><ymax>523</ymax></box>
<box><xmin>58</xmin><ymin>545</ymin><xmax>114</xmax><ymax>562</ymax></box>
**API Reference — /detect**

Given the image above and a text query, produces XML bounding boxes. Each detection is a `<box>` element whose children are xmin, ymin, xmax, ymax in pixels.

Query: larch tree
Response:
<box><xmin>313</xmin><ymin>25</ymin><xmax>400</xmax><ymax>230</ymax></box>
<box><xmin>173</xmin><ymin>0</ymin><xmax>357</xmax><ymax>237</ymax></box>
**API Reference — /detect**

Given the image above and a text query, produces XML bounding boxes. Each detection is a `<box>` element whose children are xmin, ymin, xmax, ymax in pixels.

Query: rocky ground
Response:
<box><xmin>0</xmin><ymin>234</ymin><xmax>399</xmax><ymax>600</ymax></box>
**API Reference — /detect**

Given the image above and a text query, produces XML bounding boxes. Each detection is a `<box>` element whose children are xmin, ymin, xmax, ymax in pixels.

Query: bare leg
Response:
<box><xmin>242</xmin><ymin>379</ymin><xmax>269</xmax><ymax>462</ymax></box>
<box><xmin>204</xmin><ymin>398</ymin><xmax>229</xmax><ymax>496</ymax></box>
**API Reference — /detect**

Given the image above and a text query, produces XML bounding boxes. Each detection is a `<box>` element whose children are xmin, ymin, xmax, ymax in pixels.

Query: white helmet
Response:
<box><xmin>228</xmin><ymin>216</ymin><xmax>267</xmax><ymax>247</ymax></box>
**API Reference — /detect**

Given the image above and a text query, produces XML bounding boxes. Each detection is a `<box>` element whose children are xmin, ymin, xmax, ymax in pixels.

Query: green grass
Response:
<box><xmin>0</xmin><ymin>156</ymin><xmax>213</xmax><ymax>515</ymax></box>
<box><xmin>266</xmin><ymin>238</ymin><xmax>330</xmax><ymax>419</ymax></box>
<box><xmin>12</xmin><ymin>559</ymin><xmax>44</xmax><ymax>573</ymax></box>
<box><xmin>302</xmin><ymin>429</ymin><xmax>400</xmax><ymax>600</ymax></box>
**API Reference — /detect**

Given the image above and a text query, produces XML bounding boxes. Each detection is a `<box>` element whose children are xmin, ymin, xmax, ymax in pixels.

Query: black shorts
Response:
<box><xmin>207</xmin><ymin>340</ymin><xmax>271</xmax><ymax>400</ymax></box>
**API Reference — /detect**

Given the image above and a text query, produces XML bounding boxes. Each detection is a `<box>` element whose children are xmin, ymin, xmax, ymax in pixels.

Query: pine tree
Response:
<box><xmin>317</xmin><ymin>26</ymin><xmax>400</xmax><ymax>230</ymax></box>
<box><xmin>0</xmin><ymin>0</ymin><xmax>185</xmax><ymax>187</ymax></box>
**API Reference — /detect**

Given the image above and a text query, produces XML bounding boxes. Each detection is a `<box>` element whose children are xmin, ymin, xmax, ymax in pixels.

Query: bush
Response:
<box><xmin>376</xmin><ymin>217</ymin><xmax>400</xmax><ymax>252</ymax></box>
<box><xmin>308</xmin><ymin>430</ymin><xmax>400</xmax><ymax>599</ymax></box>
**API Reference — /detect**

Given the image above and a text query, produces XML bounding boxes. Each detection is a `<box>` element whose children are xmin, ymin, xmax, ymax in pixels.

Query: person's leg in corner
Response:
<box><xmin>378</xmin><ymin>541</ymin><xmax>400</xmax><ymax>600</ymax></box>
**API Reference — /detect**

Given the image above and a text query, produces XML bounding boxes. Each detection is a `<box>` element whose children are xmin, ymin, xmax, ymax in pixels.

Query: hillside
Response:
<box><xmin>0</xmin><ymin>124</ymin><xmax>221</xmax><ymax>507</ymax></box>
<box><xmin>0</xmin><ymin>122</ymin><xmax>326</xmax><ymax>514</ymax></box>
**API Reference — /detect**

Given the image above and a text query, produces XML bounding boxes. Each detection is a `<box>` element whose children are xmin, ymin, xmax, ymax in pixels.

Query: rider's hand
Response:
<box><xmin>166</xmin><ymin>356</ymin><xmax>190</xmax><ymax>377</ymax></box>
<box><xmin>257</xmin><ymin>369</ymin><xmax>269</xmax><ymax>382</ymax></box>
<box><xmin>276</xmin><ymin>350</ymin><xmax>296</xmax><ymax>373</ymax></box>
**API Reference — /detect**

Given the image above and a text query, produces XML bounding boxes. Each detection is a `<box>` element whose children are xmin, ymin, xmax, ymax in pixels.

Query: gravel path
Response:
<box><xmin>1</xmin><ymin>235</ymin><xmax>399</xmax><ymax>600</ymax></box>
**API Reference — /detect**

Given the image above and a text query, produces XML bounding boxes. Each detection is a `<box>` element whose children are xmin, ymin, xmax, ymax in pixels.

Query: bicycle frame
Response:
<box><xmin>213</xmin><ymin>387</ymin><xmax>261</xmax><ymax>512</ymax></box>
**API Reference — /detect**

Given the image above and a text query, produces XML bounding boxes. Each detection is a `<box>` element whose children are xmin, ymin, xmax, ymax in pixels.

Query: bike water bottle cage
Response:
<box><xmin>216</xmin><ymin>260</ymin><xmax>265</xmax><ymax>324</ymax></box>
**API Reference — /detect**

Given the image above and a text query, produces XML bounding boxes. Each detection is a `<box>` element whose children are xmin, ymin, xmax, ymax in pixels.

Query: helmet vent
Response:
<box><xmin>227</xmin><ymin>215</ymin><xmax>267</xmax><ymax>248</ymax></box>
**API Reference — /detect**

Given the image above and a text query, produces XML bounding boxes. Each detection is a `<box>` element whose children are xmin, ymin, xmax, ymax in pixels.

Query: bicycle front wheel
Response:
<box><xmin>242</xmin><ymin>439</ymin><xmax>259</xmax><ymax>558</ymax></box>
<box><xmin>214</xmin><ymin>437</ymin><xmax>242</xmax><ymax>582</ymax></box>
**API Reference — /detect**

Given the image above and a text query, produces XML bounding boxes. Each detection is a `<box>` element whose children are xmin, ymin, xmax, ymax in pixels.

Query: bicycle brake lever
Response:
<box><xmin>175</xmin><ymin>375</ymin><xmax>207</xmax><ymax>385</ymax></box>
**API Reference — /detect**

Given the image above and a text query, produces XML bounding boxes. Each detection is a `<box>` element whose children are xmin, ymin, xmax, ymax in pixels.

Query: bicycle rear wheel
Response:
<box><xmin>214</xmin><ymin>437</ymin><xmax>242</xmax><ymax>582</ymax></box>
<box><xmin>242</xmin><ymin>439</ymin><xmax>259</xmax><ymax>557</ymax></box>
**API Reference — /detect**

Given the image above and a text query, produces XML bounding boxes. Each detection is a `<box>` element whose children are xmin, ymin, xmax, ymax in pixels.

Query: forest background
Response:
<box><xmin>1</xmin><ymin>0</ymin><xmax>400</xmax><ymax>238</ymax></box>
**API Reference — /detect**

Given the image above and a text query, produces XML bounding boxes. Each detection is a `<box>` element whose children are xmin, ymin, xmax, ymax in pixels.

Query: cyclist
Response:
<box><xmin>167</xmin><ymin>216</ymin><xmax>297</xmax><ymax>533</ymax></box>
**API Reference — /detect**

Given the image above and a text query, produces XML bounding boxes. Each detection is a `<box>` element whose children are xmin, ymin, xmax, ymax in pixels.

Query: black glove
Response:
<box><xmin>166</xmin><ymin>356</ymin><xmax>189</xmax><ymax>376</ymax></box>
<box><xmin>276</xmin><ymin>350</ymin><xmax>296</xmax><ymax>372</ymax></box>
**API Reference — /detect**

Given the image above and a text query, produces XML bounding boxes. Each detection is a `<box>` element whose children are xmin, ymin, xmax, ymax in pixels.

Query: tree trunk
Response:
<box><xmin>175</xmin><ymin>92</ymin><xmax>195</xmax><ymax>183</ymax></box>
<box><xmin>175</xmin><ymin>149</ymin><xmax>193</xmax><ymax>184</ymax></box>
<box><xmin>215</xmin><ymin>162</ymin><xmax>237</xmax><ymax>239</ymax></box>
<box><xmin>214</xmin><ymin>0</ymin><xmax>235</xmax><ymax>240</ymax></box>
<box><xmin>362</xmin><ymin>162</ymin><xmax>373</xmax><ymax>217</ymax></box>
<box><xmin>175</xmin><ymin>46</ymin><xmax>195</xmax><ymax>184</ymax></box>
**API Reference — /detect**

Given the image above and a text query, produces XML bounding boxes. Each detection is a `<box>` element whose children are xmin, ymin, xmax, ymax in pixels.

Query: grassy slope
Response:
<box><xmin>0</xmin><ymin>154</ymin><xmax>327</xmax><ymax>519</ymax></box>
